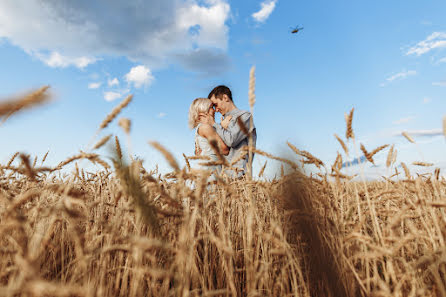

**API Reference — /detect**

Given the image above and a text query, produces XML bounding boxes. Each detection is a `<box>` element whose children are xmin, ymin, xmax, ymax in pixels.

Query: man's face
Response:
<box><xmin>208</xmin><ymin>105</ymin><xmax>215</xmax><ymax>118</ymax></box>
<box><xmin>210</xmin><ymin>95</ymin><xmax>224</xmax><ymax>114</ymax></box>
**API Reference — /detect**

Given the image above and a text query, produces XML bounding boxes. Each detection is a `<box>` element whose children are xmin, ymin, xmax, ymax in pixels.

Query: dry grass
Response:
<box><xmin>1</xmin><ymin>86</ymin><xmax>446</xmax><ymax>297</ymax></box>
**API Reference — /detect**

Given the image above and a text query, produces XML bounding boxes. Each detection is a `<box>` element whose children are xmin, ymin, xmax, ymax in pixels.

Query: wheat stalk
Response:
<box><xmin>19</xmin><ymin>154</ymin><xmax>36</xmax><ymax>181</ymax></box>
<box><xmin>186</xmin><ymin>155</ymin><xmax>212</xmax><ymax>161</ymax></box>
<box><xmin>360</xmin><ymin>144</ymin><xmax>388</xmax><ymax>164</ymax></box>
<box><xmin>41</xmin><ymin>150</ymin><xmax>49</xmax><ymax>165</ymax></box>
<box><xmin>331</xmin><ymin>166</ymin><xmax>357</xmax><ymax>180</ymax></box>
<box><xmin>412</xmin><ymin>161</ymin><xmax>433</xmax><ymax>167</ymax></box>
<box><xmin>334</xmin><ymin>133</ymin><xmax>348</xmax><ymax>154</ymax></box>
<box><xmin>118</xmin><ymin>117</ymin><xmax>131</xmax><ymax>134</ymax></box>
<box><xmin>332</xmin><ymin>152</ymin><xmax>343</xmax><ymax>172</ymax></box>
<box><xmin>286</xmin><ymin>142</ymin><xmax>300</xmax><ymax>155</ymax></box>
<box><xmin>6</xmin><ymin>152</ymin><xmax>19</xmax><ymax>167</ymax></box>
<box><xmin>56</xmin><ymin>152</ymin><xmax>102</xmax><ymax>170</ymax></box>
<box><xmin>0</xmin><ymin>85</ymin><xmax>51</xmax><ymax>118</ymax></box>
<box><xmin>386</xmin><ymin>145</ymin><xmax>394</xmax><ymax>168</ymax></box>
<box><xmin>230</xmin><ymin>151</ymin><xmax>248</xmax><ymax>167</ymax></box>
<box><xmin>345</xmin><ymin>108</ymin><xmax>354</xmax><ymax>140</ymax></box>
<box><xmin>93</xmin><ymin>134</ymin><xmax>112</xmax><ymax>150</ymax></box>
<box><xmin>392</xmin><ymin>148</ymin><xmax>398</xmax><ymax>165</ymax></box>
<box><xmin>287</xmin><ymin>142</ymin><xmax>324</xmax><ymax>168</ymax></box>
<box><xmin>402</xmin><ymin>132</ymin><xmax>415</xmax><ymax>144</ymax></box>
<box><xmin>242</xmin><ymin>146</ymin><xmax>301</xmax><ymax>171</ymax></box>
<box><xmin>208</xmin><ymin>139</ymin><xmax>229</xmax><ymax>167</ymax></box>
<box><xmin>369</xmin><ymin>144</ymin><xmax>389</xmax><ymax>157</ymax></box>
<box><xmin>149</xmin><ymin>141</ymin><xmax>180</xmax><ymax>172</ymax></box>
<box><xmin>182</xmin><ymin>153</ymin><xmax>191</xmax><ymax>171</ymax></box>
<box><xmin>115</xmin><ymin>136</ymin><xmax>122</xmax><ymax>160</ymax></box>
<box><xmin>99</xmin><ymin>94</ymin><xmax>133</xmax><ymax>131</ymax></box>
<box><xmin>299</xmin><ymin>150</ymin><xmax>324</xmax><ymax>169</ymax></box>
<box><xmin>401</xmin><ymin>162</ymin><xmax>411</xmax><ymax>178</ymax></box>
<box><xmin>258</xmin><ymin>161</ymin><xmax>267</xmax><ymax>178</ymax></box>
<box><xmin>360</xmin><ymin>144</ymin><xmax>372</xmax><ymax>163</ymax></box>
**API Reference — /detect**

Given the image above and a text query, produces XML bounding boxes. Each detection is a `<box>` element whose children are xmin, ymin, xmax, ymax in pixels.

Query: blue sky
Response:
<box><xmin>0</xmin><ymin>0</ymin><xmax>445</xmax><ymax>179</ymax></box>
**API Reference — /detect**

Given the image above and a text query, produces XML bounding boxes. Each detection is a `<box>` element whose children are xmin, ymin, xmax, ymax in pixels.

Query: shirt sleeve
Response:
<box><xmin>213</xmin><ymin>112</ymin><xmax>253</xmax><ymax>147</ymax></box>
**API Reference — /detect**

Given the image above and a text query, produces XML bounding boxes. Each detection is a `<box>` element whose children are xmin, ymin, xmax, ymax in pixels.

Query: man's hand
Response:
<box><xmin>198</xmin><ymin>113</ymin><xmax>215</xmax><ymax>126</ymax></box>
<box><xmin>221</xmin><ymin>115</ymin><xmax>232</xmax><ymax>129</ymax></box>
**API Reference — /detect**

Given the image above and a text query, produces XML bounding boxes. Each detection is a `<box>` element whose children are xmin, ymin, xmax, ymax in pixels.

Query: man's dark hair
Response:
<box><xmin>208</xmin><ymin>85</ymin><xmax>233</xmax><ymax>102</ymax></box>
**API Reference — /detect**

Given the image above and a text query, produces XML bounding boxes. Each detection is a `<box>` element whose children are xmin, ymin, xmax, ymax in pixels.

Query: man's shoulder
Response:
<box><xmin>232</xmin><ymin>109</ymin><xmax>252</xmax><ymax>119</ymax></box>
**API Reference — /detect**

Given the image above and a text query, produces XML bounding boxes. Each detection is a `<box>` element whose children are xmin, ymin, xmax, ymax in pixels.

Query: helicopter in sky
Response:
<box><xmin>290</xmin><ymin>26</ymin><xmax>304</xmax><ymax>34</ymax></box>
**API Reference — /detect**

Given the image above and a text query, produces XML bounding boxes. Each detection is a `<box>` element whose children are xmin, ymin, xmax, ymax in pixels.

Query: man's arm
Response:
<box><xmin>213</xmin><ymin>112</ymin><xmax>253</xmax><ymax>148</ymax></box>
<box><xmin>198</xmin><ymin>124</ymin><xmax>230</xmax><ymax>155</ymax></box>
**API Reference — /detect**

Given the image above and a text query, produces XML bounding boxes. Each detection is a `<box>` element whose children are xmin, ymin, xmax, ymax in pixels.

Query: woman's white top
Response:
<box><xmin>195</xmin><ymin>123</ymin><xmax>221</xmax><ymax>176</ymax></box>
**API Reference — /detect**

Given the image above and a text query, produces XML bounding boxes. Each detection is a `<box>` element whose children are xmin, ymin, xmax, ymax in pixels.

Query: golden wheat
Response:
<box><xmin>0</xmin><ymin>85</ymin><xmax>51</xmax><ymax>119</ymax></box>
<box><xmin>115</xmin><ymin>135</ymin><xmax>122</xmax><ymax>160</ymax></box>
<box><xmin>2</xmin><ymin>78</ymin><xmax>446</xmax><ymax>297</ymax></box>
<box><xmin>93</xmin><ymin>134</ymin><xmax>112</xmax><ymax>150</ymax></box>
<box><xmin>99</xmin><ymin>94</ymin><xmax>133</xmax><ymax>131</ymax></box>
<box><xmin>345</xmin><ymin>108</ymin><xmax>354</xmax><ymax>140</ymax></box>
<box><xmin>386</xmin><ymin>144</ymin><xmax>394</xmax><ymax>168</ymax></box>
<box><xmin>334</xmin><ymin>133</ymin><xmax>348</xmax><ymax>154</ymax></box>
<box><xmin>149</xmin><ymin>141</ymin><xmax>180</xmax><ymax>172</ymax></box>
<box><xmin>402</xmin><ymin>131</ymin><xmax>415</xmax><ymax>143</ymax></box>
<box><xmin>118</xmin><ymin>117</ymin><xmax>131</xmax><ymax>134</ymax></box>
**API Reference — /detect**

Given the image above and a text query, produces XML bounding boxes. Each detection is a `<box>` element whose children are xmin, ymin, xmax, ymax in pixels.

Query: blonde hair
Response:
<box><xmin>188</xmin><ymin>98</ymin><xmax>212</xmax><ymax>129</ymax></box>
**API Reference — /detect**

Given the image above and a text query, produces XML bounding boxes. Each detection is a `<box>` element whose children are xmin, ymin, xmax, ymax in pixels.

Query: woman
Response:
<box><xmin>188</xmin><ymin>98</ymin><xmax>230</xmax><ymax>179</ymax></box>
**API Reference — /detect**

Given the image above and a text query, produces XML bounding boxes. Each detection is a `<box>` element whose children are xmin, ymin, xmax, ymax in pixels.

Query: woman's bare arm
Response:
<box><xmin>198</xmin><ymin>124</ymin><xmax>230</xmax><ymax>155</ymax></box>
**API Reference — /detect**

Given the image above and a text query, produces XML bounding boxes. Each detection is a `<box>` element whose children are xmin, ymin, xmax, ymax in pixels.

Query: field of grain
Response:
<box><xmin>1</xmin><ymin>85</ymin><xmax>446</xmax><ymax>297</ymax></box>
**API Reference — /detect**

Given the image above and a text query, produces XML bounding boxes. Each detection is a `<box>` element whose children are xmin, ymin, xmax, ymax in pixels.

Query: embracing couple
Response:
<box><xmin>188</xmin><ymin>85</ymin><xmax>257</xmax><ymax>180</ymax></box>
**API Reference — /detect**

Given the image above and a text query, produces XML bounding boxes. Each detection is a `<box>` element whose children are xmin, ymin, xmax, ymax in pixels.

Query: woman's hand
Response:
<box><xmin>198</xmin><ymin>113</ymin><xmax>215</xmax><ymax>125</ymax></box>
<box><xmin>221</xmin><ymin>115</ymin><xmax>232</xmax><ymax>129</ymax></box>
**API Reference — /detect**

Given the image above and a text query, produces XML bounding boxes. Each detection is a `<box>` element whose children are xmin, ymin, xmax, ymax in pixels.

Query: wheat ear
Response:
<box><xmin>93</xmin><ymin>134</ymin><xmax>112</xmax><ymax>150</ymax></box>
<box><xmin>149</xmin><ymin>141</ymin><xmax>180</xmax><ymax>172</ymax></box>
<box><xmin>0</xmin><ymin>85</ymin><xmax>51</xmax><ymax>118</ymax></box>
<box><xmin>345</xmin><ymin>108</ymin><xmax>354</xmax><ymax>140</ymax></box>
<box><xmin>402</xmin><ymin>131</ymin><xmax>415</xmax><ymax>143</ymax></box>
<box><xmin>99</xmin><ymin>94</ymin><xmax>133</xmax><ymax>131</ymax></box>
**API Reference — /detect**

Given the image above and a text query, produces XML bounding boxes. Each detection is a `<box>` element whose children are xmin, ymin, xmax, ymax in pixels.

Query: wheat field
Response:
<box><xmin>1</xmin><ymin>85</ymin><xmax>446</xmax><ymax>297</ymax></box>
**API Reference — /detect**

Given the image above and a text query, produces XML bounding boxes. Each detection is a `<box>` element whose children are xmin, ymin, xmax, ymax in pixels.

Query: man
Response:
<box><xmin>200</xmin><ymin>85</ymin><xmax>257</xmax><ymax>178</ymax></box>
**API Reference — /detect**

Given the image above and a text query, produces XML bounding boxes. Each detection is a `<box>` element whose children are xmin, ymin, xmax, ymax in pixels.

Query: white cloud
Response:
<box><xmin>158</xmin><ymin>112</ymin><xmax>167</xmax><ymax>118</ymax></box>
<box><xmin>103</xmin><ymin>91</ymin><xmax>123</xmax><ymax>102</ymax></box>
<box><xmin>36</xmin><ymin>51</ymin><xmax>96</xmax><ymax>69</ymax></box>
<box><xmin>252</xmin><ymin>0</ymin><xmax>277</xmax><ymax>23</ymax></box>
<box><xmin>423</xmin><ymin>97</ymin><xmax>432</xmax><ymax>104</ymax></box>
<box><xmin>88</xmin><ymin>82</ymin><xmax>101</xmax><ymax>89</ymax></box>
<box><xmin>432</xmin><ymin>80</ymin><xmax>446</xmax><ymax>86</ymax></box>
<box><xmin>406</xmin><ymin>32</ymin><xmax>446</xmax><ymax>56</ymax></box>
<box><xmin>386</xmin><ymin>70</ymin><xmax>417</xmax><ymax>82</ymax></box>
<box><xmin>0</xmin><ymin>0</ymin><xmax>231</xmax><ymax>73</ymax></box>
<box><xmin>125</xmin><ymin>65</ymin><xmax>154</xmax><ymax>89</ymax></box>
<box><xmin>436</xmin><ymin>57</ymin><xmax>446</xmax><ymax>64</ymax></box>
<box><xmin>392</xmin><ymin>129</ymin><xmax>443</xmax><ymax>137</ymax></box>
<box><xmin>108</xmin><ymin>78</ymin><xmax>119</xmax><ymax>87</ymax></box>
<box><xmin>393</xmin><ymin>116</ymin><xmax>415</xmax><ymax>125</ymax></box>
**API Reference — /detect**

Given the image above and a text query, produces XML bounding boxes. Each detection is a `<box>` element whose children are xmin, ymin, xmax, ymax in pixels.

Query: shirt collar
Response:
<box><xmin>224</xmin><ymin>108</ymin><xmax>239</xmax><ymax>117</ymax></box>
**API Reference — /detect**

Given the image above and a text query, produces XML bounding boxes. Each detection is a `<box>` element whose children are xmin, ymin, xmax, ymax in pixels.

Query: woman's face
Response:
<box><xmin>207</xmin><ymin>105</ymin><xmax>215</xmax><ymax>118</ymax></box>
